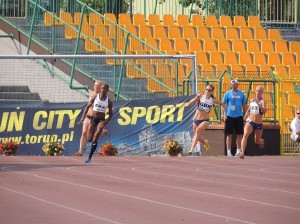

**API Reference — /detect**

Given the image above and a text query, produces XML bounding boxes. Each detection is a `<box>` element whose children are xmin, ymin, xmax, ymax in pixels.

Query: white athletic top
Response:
<box><xmin>249</xmin><ymin>99</ymin><xmax>263</xmax><ymax>115</ymax></box>
<box><xmin>197</xmin><ymin>95</ymin><xmax>213</xmax><ymax>113</ymax></box>
<box><xmin>93</xmin><ymin>95</ymin><xmax>109</xmax><ymax>113</ymax></box>
<box><xmin>290</xmin><ymin>117</ymin><xmax>300</xmax><ymax>141</ymax></box>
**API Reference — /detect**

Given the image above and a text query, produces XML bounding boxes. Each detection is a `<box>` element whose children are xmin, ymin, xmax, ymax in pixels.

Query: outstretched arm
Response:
<box><xmin>188</xmin><ymin>93</ymin><xmax>202</xmax><ymax>106</ymax></box>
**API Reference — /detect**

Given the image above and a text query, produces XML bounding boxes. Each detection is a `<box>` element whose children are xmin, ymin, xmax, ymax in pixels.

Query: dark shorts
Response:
<box><xmin>86</xmin><ymin>115</ymin><xmax>104</xmax><ymax>125</ymax></box>
<box><xmin>224</xmin><ymin>116</ymin><xmax>244</xmax><ymax>135</ymax></box>
<box><xmin>193</xmin><ymin>118</ymin><xmax>209</xmax><ymax>126</ymax></box>
<box><xmin>247</xmin><ymin>119</ymin><xmax>263</xmax><ymax>130</ymax></box>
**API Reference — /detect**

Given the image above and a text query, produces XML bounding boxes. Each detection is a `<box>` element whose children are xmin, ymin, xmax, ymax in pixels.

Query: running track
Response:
<box><xmin>1</xmin><ymin>156</ymin><xmax>300</xmax><ymax>224</ymax></box>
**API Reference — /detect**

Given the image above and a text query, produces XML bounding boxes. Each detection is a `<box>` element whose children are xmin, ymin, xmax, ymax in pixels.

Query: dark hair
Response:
<box><xmin>207</xmin><ymin>84</ymin><xmax>215</xmax><ymax>99</ymax></box>
<box><xmin>102</xmin><ymin>83</ymin><xmax>109</xmax><ymax>90</ymax></box>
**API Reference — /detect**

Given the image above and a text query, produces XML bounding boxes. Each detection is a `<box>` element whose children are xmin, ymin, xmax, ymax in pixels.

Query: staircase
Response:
<box><xmin>0</xmin><ymin>85</ymin><xmax>42</xmax><ymax>102</ymax></box>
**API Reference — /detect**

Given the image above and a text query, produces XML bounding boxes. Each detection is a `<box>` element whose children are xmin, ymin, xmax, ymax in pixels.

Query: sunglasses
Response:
<box><xmin>205</xmin><ymin>89</ymin><xmax>213</xmax><ymax>92</ymax></box>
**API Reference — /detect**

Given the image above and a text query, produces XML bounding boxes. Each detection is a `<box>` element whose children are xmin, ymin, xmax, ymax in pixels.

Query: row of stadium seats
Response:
<box><xmin>44</xmin><ymin>12</ymin><xmax>265</xmax><ymax>29</ymax></box>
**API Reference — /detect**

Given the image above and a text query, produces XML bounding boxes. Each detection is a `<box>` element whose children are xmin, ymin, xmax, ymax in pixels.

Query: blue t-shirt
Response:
<box><xmin>222</xmin><ymin>90</ymin><xmax>246</xmax><ymax>118</ymax></box>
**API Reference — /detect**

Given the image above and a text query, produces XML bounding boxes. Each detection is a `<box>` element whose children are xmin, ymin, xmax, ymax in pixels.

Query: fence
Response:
<box><xmin>0</xmin><ymin>54</ymin><xmax>197</xmax><ymax>102</ymax></box>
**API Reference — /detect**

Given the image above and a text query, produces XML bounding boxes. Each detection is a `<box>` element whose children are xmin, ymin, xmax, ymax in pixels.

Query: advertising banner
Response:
<box><xmin>0</xmin><ymin>96</ymin><xmax>200</xmax><ymax>156</ymax></box>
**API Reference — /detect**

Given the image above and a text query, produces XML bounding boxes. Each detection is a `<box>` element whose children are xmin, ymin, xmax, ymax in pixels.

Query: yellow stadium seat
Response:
<box><xmin>64</xmin><ymin>24</ymin><xmax>77</xmax><ymax>39</ymax></box>
<box><xmin>289</xmin><ymin>66</ymin><xmax>300</xmax><ymax>78</ymax></box>
<box><xmin>126</xmin><ymin>65</ymin><xmax>142</xmax><ymax>78</ymax></box>
<box><xmin>219</xmin><ymin>15</ymin><xmax>233</xmax><ymax>28</ymax></box>
<box><xmin>205</xmin><ymin>15</ymin><xmax>219</xmax><ymax>27</ymax></box>
<box><xmin>261</xmin><ymin>40</ymin><xmax>275</xmax><ymax>53</ymax></box>
<box><xmin>148</xmin><ymin>14</ymin><xmax>161</xmax><ymax>26</ymax></box>
<box><xmin>189</xmin><ymin>39</ymin><xmax>203</xmax><ymax>52</ymax></box>
<box><xmin>210</xmin><ymin>52</ymin><xmax>224</xmax><ymax>65</ymax></box>
<box><xmin>182</xmin><ymin>26</ymin><xmax>197</xmax><ymax>39</ymax></box>
<box><xmin>267</xmin><ymin>52</ymin><xmax>281</xmax><ymax>66</ymax></box>
<box><xmin>254</xmin><ymin>28</ymin><xmax>268</xmax><ymax>41</ymax></box>
<box><xmin>282</xmin><ymin>53</ymin><xmax>296</xmax><ymax>66</ymax></box>
<box><xmin>191</xmin><ymin>14</ymin><xmax>205</xmax><ymax>27</ymax></box>
<box><xmin>297</xmin><ymin>54</ymin><xmax>300</xmax><ymax>65</ymax></box>
<box><xmin>217</xmin><ymin>39</ymin><xmax>231</xmax><ymax>52</ymax></box>
<box><xmin>174</xmin><ymin>39</ymin><xmax>188</xmax><ymax>53</ymax></box>
<box><xmin>253</xmin><ymin>52</ymin><xmax>268</xmax><ymax>66</ymax></box>
<box><xmin>203</xmin><ymin>39</ymin><xmax>217</xmax><ymax>52</ymax></box>
<box><xmin>232</xmin><ymin>40</ymin><xmax>246</xmax><ymax>53</ymax></box>
<box><xmin>238</xmin><ymin>52</ymin><xmax>253</xmax><ymax>65</ymax></box>
<box><xmin>197</xmin><ymin>27</ymin><xmax>211</xmax><ymax>40</ymax></box>
<box><xmin>234</xmin><ymin>16</ymin><xmax>247</xmax><ymax>28</ymax></box>
<box><xmin>231</xmin><ymin>65</ymin><xmax>244</xmax><ymax>72</ymax></box>
<box><xmin>260</xmin><ymin>65</ymin><xmax>272</xmax><ymax>73</ymax></box>
<box><xmin>275</xmin><ymin>40</ymin><xmax>289</xmax><ymax>53</ymax></box>
<box><xmin>248</xmin><ymin>16</ymin><xmax>265</xmax><ymax>29</ymax></box>
<box><xmin>224</xmin><ymin>52</ymin><xmax>238</xmax><ymax>65</ymax></box>
<box><xmin>130</xmin><ymin>38</ymin><xmax>145</xmax><ymax>54</ymax></box>
<box><xmin>226</xmin><ymin>27</ymin><xmax>240</xmax><ymax>41</ymax></box>
<box><xmin>162</xmin><ymin>14</ymin><xmax>176</xmax><ymax>27</ymax></box>
<box><xmin>133</xmin><ymin>13</ymin><xmax>148</xmax><ymax>27</ymax></box>
<box><xmin>99</xmin><ymin>37</ymin><xmax>114</xmax><ymax>53</ymax></box>
<box><xmin>168</xmin><ymin>26</ymin><xmax>182</xmax><ymax>40</ymax></box>
<box><xmin>289</xmin><ymin>41</ymin><xmax>300</xmax><ymax>54</ymax></box>
<box><xmin>154</xmin><ymin>64</ymin><xmax>171</xmax><ymax>78</ymax></box>
<box><xmin>103</xmin><ymin>13</ymin><xmax>117</xmax><ymax>26</ymax></box>
<box><xmin>247</xmin><ymin>40</ymin><xmax>261</xmax><ymax>54</ymax></box>
<box><xmin>44</xmin><ymin>12</ymin><xmax>62</xmax><ymax>26</ymax></box>
<box><xmin>123</xmin><ymin>25</ymin><xmax>138</xmax><ymax>37</ymax></box>
<box><xmin>74</xmin><ymin>12</ymin><xmax>88</xmax><ymax>26</ymax></box>
<box><xmin>240</xmin><ymin>27</ymin><xmax>254</xmax><ymax>40</ymax></box>
<box><xmin>80</xmin><ymin>23</ymin><xmax>93</xmax><ymax>39</ymax></box>
<box><xmin>215</xmin><ymin>65</ymin><xmax>228</xmax><ymax>74</ymax></box>
<box><xmin>153</xmin><ymin>26</ymin><xmax>168</xmax><ymax>40</ymax></box>
<box><xmin>176</xmin><ymin>14</ymin><xmax>190</xmax><ymax>27</ymax></box>
<box><xmin>89</xmin><ymin>13</ymin><xmax>103</xmax><ymax>26</ymax></box>
<box><xmin>139</xmin><ymin>25</ymin><xmax>153</xmax><ymax>39</ymax></box>
<box><xmin>118</xmin><ymin>13</ymin><xmax>132</xmax><ymax>26</ymax></box>
<box><xmin>274</xmin><ymin>65</ymin><xmax>288</xmax><ymax>75</ymax></box>
<box><xmin>196</xmin><ymin>51</ymin><xmax>210</xmax><ymax>66</ymax></box>
<box><xmin>144</xmin><ymin>37</ymin><xmax>158</xmax><ymax>53</ymax></box>
<box><xmin>211</xmin><ymin>27</ymin><xmax>226</xmax><ymax>40</ymax></box>
<box><xmin>159</xmin><ymin>38</ymin><xmax>175</xmax><ymax>54</ymax></box>
<box><xmin>268</xmin><ymin>29</ymin><xmax>283</xmax><ymax>41</ymax></box>
<box><xmin>245</xmin><ymin>65</ymin><xmax>259</xmax><ymax>72</ymax></box>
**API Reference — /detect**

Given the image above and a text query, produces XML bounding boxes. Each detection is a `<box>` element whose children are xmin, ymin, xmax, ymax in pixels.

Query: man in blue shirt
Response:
<box><xmin>222</xmin><ymin>79</ymin><xmax>247</xmax><ymax>157</ymax></box>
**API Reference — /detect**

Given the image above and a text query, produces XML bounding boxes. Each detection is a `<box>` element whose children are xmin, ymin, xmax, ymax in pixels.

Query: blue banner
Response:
<box><xmin>0</xmin><ymin>96</ymin><xmax>201</xmax><ymax>156</ymax></box>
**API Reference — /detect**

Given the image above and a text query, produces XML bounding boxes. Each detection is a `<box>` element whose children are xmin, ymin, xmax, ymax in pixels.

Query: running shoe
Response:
<box><xmin>85</xmin><ymin>158</ymin><xmax>91</xmax><ymax>163</ymax></box>
<box><xmin>235</xmin><ymin>150</ymin><xmax>242</xmax><ymax>157</ymax></box>
<box><xmin>203</xmin><ymin>140</ymin><xmax>210</xmax><ymax>150</ymax></box>
<box><xmin>188</xmin><ymin>148</ymin><xmax>193</xmax><ymax>154</ymax></box>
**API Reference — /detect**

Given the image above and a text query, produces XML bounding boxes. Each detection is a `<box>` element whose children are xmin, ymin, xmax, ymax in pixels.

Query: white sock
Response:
<box><xmin>237</xmin><ymin>149</ymin><xmax>241</xmax><ymax>153</ymax></box>
<box><xmin>227</xmin><ymin>149</ymin><xmax>232</xmax><ymax>155</ymax></box>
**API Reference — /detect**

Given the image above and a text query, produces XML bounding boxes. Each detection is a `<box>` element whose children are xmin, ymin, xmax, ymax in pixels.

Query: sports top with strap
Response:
<box><xmin>197</xmin><ymin>95</ymin><xmax>213</xmax><ymax>113</ymax></box>
<box><xmin>93</xmin><ymin>95</ymin><xmax>109</xmax><ymax>113</ymax></box>
<box><xmin>249</xmin><ymin>99</ymin><xmax>264</xmax><ymax>115</ymax></box>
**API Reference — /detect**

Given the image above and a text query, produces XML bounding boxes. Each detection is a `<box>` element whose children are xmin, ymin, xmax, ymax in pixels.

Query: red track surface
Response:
<box><xmin>1</xmin><ymin>156</ymin><xmax>300</xmax><ymax>224</ymax></box>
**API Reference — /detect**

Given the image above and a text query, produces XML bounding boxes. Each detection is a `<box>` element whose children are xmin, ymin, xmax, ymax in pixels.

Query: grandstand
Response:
<box><xmin>0</xmin><ymin>0</ymin><xmax>300</xmax><ymax>155</ymax></box>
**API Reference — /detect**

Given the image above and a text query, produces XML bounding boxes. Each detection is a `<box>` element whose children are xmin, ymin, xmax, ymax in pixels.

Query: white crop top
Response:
<box><xmin>197</xmin><ymin>95</ymin><xmax>213</xmax><ymax>113</ymax></box>
<box><xmin>249</xmin><ymin>99</ymin><xmax>263</xmax><ymax>115</ymax></box>
<box><xmin>93</xmin><ymin>95</ymin><xmax>109</xmax><ymax>113</ymax></box>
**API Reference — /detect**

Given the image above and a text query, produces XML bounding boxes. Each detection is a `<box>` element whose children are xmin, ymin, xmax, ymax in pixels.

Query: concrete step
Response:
<box><xmin>0</xmin><ymin>85</ymin><xmax>30</xmax><ymax>92</ymax></box>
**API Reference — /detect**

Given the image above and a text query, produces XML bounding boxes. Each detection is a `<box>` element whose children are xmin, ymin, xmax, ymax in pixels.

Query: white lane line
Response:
<box><xmin>0</xmin><ymin>185</ymin><xmax>123</xmax><ymax>224</ymax></box>
<box><xmin>1</xmin><ymin>166</ymin><xmax>256</xmax><ymax>224</ymax></box>
<box><xmin>65</xmin><ymin>166</ymin><xmax>300</xmax><ymax>212</ymax></box>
